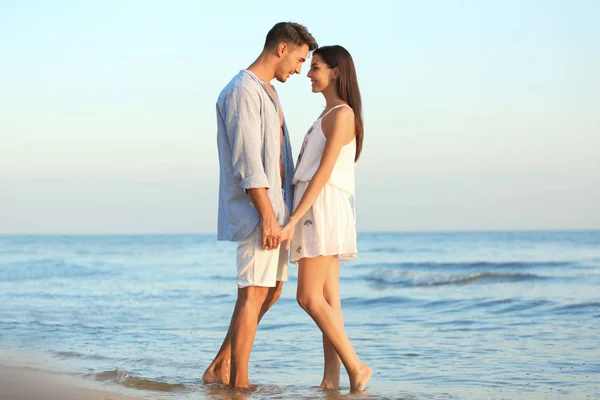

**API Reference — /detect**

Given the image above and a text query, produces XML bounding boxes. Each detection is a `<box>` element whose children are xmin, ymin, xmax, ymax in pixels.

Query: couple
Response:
<box><xmin>203</xmin><ymin>22</ymin><xmax>371</xmax><ymax>393</ymax></box>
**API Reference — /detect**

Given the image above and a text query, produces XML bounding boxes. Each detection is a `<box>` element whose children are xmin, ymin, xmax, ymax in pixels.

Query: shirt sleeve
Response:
<box><xmin>222</xmin><ymin>86</ymin><xmax>269</xmax><ymax>190</ymax></box>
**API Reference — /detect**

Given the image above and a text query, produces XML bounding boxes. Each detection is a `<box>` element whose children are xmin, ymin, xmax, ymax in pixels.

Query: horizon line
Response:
<box><xmin>1</xmin><ymin>228</ymin><xmax>599</xmax><ymax>236</ymax></box>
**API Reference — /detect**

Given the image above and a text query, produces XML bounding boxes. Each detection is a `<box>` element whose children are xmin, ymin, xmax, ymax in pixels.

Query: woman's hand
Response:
<box><xmin>281</xmin><ymin>222</ymin><xmax>296</xmax><ymax>250</ymax></box>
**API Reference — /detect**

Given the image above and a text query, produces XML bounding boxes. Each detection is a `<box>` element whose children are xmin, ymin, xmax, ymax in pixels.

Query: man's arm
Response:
<box><xmin>246</xmin><ymin>188</ymin><xmax>281</xmax><ymax>250</ymax></box>
<box><xmin>223</xmin><ymin>87</ymin><xmax>281</xmax><ymax>250</ymax></box>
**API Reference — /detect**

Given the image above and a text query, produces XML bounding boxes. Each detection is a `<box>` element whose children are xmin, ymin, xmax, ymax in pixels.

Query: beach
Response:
<box><xmin>0</xmin><ymin>363</ymin><xmax>143</xmax><ymax>400</ymax></box>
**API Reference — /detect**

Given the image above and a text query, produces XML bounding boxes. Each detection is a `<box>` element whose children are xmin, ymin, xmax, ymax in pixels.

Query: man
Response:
<box><xmin>202</xmin><ymin>22</ymin><xmax>318</xmax><ymax>389</ymax></box>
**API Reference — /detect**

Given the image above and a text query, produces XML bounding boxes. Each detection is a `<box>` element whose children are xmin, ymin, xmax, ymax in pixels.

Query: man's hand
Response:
<box><xmin>261</xmin><ymin>216</ymin><xmax>282</xmax><ymax>251</ymax></box>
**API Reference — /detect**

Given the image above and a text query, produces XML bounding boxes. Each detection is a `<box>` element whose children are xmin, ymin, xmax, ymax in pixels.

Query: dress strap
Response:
<box><xmin>320</xmin><ymin>104</ymin><xmax>351</xmax><ymax>120</ymax></box>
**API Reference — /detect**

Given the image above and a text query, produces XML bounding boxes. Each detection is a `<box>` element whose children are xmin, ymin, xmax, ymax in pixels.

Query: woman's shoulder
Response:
<box><xmin>322</xmin><ymin>105</ymin><xmax>354</xmax><ymax>126</ymax></box>
<box><xmin>321</xmin><ymin>104</ymin><xmax>355</xmax><ymax>140</ymax></box>
<box><xmin>328</xmin><ymin>104</ymin><xmax>354</xmax><ymax>119</ymax></box>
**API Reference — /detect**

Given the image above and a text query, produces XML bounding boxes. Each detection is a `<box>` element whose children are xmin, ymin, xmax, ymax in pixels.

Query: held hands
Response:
<box><xmin>260</xmin><ymin>215</ymin><xmax>296</xmax><ymax>252</ymax></box>
<box><xmin>260</xmin><ymin>216</ymin><xmax>282</xmax><ymax>251</ymax></box>
<box><xmin>281</xmin><ymin>222</ymin><xmax>296</xmax><ymax>251</ymax></box>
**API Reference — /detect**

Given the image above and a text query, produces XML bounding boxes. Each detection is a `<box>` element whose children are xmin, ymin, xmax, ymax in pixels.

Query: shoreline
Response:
<box><xmin>0</xmin><ymin>363</ymin><xmax>146</xmax><ymax>400</ymax></box>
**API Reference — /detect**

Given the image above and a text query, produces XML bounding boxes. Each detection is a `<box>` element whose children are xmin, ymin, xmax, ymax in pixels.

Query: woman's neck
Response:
<box><xmin>322</xmin><ymin>88</ymin><xmax>344</xmax><ymax>108</ymax></box>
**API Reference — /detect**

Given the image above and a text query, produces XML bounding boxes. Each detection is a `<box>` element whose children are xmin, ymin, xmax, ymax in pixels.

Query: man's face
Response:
<box><xmin>274</xmin><ymin>43</ymin><xmax>309</xmax><ymax>83</ymax></box>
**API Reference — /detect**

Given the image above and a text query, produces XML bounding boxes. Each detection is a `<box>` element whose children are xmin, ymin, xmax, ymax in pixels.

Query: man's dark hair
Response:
<box><xmin>264</xmin><ymin>22</ymin><xmax>318</xmax><ymax>51</ymax></box>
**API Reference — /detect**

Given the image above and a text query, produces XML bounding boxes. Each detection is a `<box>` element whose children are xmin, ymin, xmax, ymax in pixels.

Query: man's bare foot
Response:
<box><xmin>202</xmin><ymin>360</ymin><xmax>230</xmax><ymax>385</ymax></box>
<box><xmin>228</xmin><ymin>381</ymin><xmax>257</xmax><ymax>390</ymax></box>
<box><xmin>319</xmin><ymin>366</ymin><xmax>341</xmax><ymax>389</ymax></box>
<box><xmin>349</xmin><ymin>363</ymin><xmax>372</xmax><ymax>392</ymax></box>
<box><xmin>319</xmin><ymin>380</ymin><xmax>340</xmax><ymax>390</ymax></box>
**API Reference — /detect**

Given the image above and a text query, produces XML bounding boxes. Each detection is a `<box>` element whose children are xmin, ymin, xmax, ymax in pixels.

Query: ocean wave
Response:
<box><xmin>366</xmin><ymin>247</ymin><xmax>411</xmax><ymax>254</ymax></box>
<box><xmin>0</xmin><ymin>259</ymin><xmax>106</xmax><ymax>282</ymax></box>
<box><xmin>92</xmin><ymin>369</ymin><xmax>185</xmax><ymax>392</ymax></box>
<box><xmin>344</xmin><ymin>295</ymin><xmax>413</xmax><ymax>306</ymax></box>
<box><xmin>460</xmin><ymin>261</ymin><xmax>570</xmax><ymax>268</ymax></box>
<box><xmin>48</xmin><ymin>350</ymin><xmax>114</xmax><ymax>361</ymax></box>
<box><xmin>551</xmin><ymin>302</ymin><xmax>600</xmax><ymax>314</ymax></box>
<box><xmin>364</xmin><ymin>269</ymin><xmax>544</xmax><ymax>287</ymax></box>
<box><xmin>489</xmin><ymin>299</ymin><xmax>552</xmax><ymax>314</ymax></box>
<box><xmin>353</xmin><ymin>261</ymin><xmax>573</xmax><ymax>271</ymax></box>
<box><xmin>49</xmin><ymin>350</ymin><xmax>85</xmax><ymax>358</ymax></box>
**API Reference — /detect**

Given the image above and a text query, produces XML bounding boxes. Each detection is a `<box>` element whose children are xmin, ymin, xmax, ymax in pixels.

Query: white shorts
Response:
<box><xmin>236</xmin><ymin>224</ymin><xmax>289</xmax><ymax>288</ymax></box>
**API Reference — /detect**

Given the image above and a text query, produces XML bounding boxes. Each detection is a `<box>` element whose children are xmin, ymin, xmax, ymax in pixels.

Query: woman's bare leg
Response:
<box><xmin>297</xmin><ymin>256</ymin><xmax>372</xmax><ymax>392</ymax></box>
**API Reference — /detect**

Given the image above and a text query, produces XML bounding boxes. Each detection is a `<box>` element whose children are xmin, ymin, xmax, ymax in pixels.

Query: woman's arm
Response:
<box><xmin>282</xmin><ymin>107</ymin><xmax>355</xmax><ymax>248</ymax></box>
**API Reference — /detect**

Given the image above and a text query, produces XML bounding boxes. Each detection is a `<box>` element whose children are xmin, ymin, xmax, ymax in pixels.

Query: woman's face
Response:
<box><xmin>307</xmin><ymin>54</ymin><xmax>336</xmax><ymax>93</ymax></box>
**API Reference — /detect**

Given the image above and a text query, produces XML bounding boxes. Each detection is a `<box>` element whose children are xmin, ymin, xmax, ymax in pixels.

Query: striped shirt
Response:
<box><xmin>216</xmin><ymin>70</ymin><xmax>295</xmax><ymax>241</ymax></box>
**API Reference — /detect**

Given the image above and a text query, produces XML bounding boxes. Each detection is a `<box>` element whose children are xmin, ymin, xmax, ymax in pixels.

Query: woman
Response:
<box><xmin>281</xmin><ymin>45</ymin><xmax>371</xmax><ymax>392</ymax></box>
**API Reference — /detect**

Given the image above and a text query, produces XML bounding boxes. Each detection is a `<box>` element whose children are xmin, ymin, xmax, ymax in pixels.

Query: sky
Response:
<box><xmin>1</xmin><ymin>0</ymin><xmax>599</xmax><ymax>234</ymax></box>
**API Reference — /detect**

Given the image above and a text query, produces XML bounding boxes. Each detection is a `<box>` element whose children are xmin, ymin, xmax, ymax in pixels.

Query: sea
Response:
<box><xmin>1</xmin><ymin>231</ymin><xmax>599</xmax><ymax>399</ymax></box>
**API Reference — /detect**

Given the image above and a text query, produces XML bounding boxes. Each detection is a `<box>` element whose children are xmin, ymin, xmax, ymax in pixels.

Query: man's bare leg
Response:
<box><xmin>203</xmin><ymin>282</ymin><xmax>283</xmax><ymax>385</ymax></box>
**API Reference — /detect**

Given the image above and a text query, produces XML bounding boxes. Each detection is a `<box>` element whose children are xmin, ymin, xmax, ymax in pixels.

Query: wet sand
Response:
<box><xmin>0</xmin><ymin>364</ymin><xmax>145</xmax><ymax>400</ymax></box>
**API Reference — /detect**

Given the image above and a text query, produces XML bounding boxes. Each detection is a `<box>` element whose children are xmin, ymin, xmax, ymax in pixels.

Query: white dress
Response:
<box><xmin>290</xmin><ymin>104</ymin><xmax>357</xmax><ymax>264</ymax></box>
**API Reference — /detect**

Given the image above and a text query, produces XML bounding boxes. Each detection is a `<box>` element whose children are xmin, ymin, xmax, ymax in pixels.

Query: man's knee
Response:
<box><xmin>259</xmin><ymin>282</ymin><xmax>283</xmax><ymax>313</ymax></box>
<box><xmin>269</xmin><ymin>281</ymin><xmax>284</xmax><ymax>304</ymax></box>
<box><xmin>238</xmin><ymin>286</ymin><xmax>270</xmax><ymax>309</ymax></box>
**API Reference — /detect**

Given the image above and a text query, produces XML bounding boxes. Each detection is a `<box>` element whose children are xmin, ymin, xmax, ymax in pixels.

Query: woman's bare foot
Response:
<box><xmin>202</xmin><ymin>360</ymin><xmax>231</xmax><ymax>384</ymax></box>
<box><xmin>349</xmin><ymin>363</ymin><xmax>372</xmax><ymax>392</ymax></box>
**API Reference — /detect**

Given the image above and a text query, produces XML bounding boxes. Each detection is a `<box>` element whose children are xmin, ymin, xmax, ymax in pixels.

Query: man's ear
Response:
<box><xmin>277</xmin><ymin>42</ymin><xmax>288</xmax><ymax>57</ymax></box>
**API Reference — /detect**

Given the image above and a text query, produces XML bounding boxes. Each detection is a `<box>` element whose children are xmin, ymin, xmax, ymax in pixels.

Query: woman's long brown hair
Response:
<box><xmin>313</xmin><ymin>45</ymin><xmax>363</xmax><ymax>162</ymax></box>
